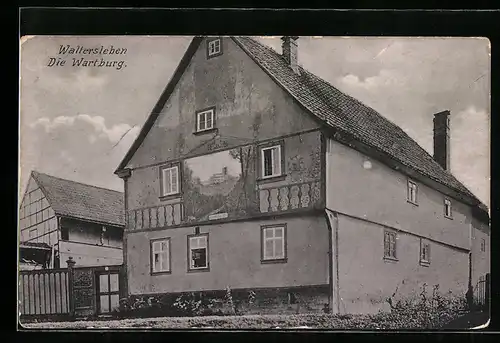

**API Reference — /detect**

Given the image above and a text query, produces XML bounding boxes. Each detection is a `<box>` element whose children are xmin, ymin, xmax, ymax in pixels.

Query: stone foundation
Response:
<box><xmin>126</xmin><ymin>284</ymin><xmax>330</xmax><ymax>316</ymax></box>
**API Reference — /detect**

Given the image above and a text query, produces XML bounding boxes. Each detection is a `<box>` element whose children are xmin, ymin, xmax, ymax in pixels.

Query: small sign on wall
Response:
<box><xmin>208</xmin><ymin>212</ymin><xmax>229</xmax><ymax>220</ymax></box>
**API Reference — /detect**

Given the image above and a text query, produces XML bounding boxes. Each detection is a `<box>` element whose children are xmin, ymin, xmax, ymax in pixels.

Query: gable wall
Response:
<box><xmin>125</xmin><ymin>37</ymin><xmax>320</xmax><ymax>213</ymax></box>
<box><xmin>471</xmin><ymin>217</ymin><xmax>490</xmax><ymax>289</ymax></box>
<box><xmin>18</xmin><ymin>176</ymin><xmax>58</xmax><ymax>245</ymax></box>
<box><xmin>126</xmin><ymin>37</ymin><xmax>318</xmax><ymax>169</ymax></box>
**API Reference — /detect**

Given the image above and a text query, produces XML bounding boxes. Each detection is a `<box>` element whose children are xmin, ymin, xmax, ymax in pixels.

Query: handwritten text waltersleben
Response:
<box><xmin>47</xmin><ymin>45</ymin><xmax>128</xmax><ymax>70</ymax></box>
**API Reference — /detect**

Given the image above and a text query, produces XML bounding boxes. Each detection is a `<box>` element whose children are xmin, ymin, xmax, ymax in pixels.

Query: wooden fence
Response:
<box><xmin>473</xmin><ymin>273</ymin><xmax>490</xmax><ymax>310</ymax></box>
<box><xmin>19</xmin><ymin>268</ymin><xmax>70</xmax><ymax>317</ymax></box>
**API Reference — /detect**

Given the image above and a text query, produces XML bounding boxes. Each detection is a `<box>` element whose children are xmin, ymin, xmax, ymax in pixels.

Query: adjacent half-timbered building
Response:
<box><xmin>19</xmin><ymin>171</ymin><xmax>125</xmax><ymax>268</ymax></box>
<box><xmin>115</xmin><ymin>36</ymin><xmax>490</xmax><ymax>314</ymax></box>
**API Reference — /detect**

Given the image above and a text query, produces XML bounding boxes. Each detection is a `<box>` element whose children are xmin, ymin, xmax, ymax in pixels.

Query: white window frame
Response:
<box><xmin>261</xmin><ymin>145</ymin><xmax>282</xmax><ymax>179</ymax></box>
<box><xmin>196</xmin><ymin>109</ymin><xmax>215</xmax><ymax>132</ymax></box>
<box><xmin>480</xmin><ymin>238</ymin><xmax>486</xmax><ymax>252</ymax></box>
<box><xmin>208</xmin><ymin>38</ymin><xmax>221</xmax><ymax>57</ymax></box>
<box><xmin>444</xmin><ymin>198</ymin><xmax>453</xmax><ymax>218</ymax></box>
<box><xmin>151</xmin><ymin>238</ymin><xmax>171</xmax><ymax>273</ymax></box>
<box><xmin>384</xmin><ymin>230</ymin><xmax>397</xmax><ymax>260</ymax></box>
<box><xmin>161</xmin><ymin>166</ymin><xmax>179</xmax><ymax>196</ymax></box>
<box><xmin>407</xmin><ymin>180</ymin><xmax>418</xmax><ymax>204</ymax></box>
<box><xmin>262</xmin><ymin>225</ymin><xmax>286</xmax><ymax>261</ymax></box>
<box><xmin>420</xmin><ymin>239</ymin><xmax>431</xmax><ymax>264</ymax></box>
<box><xmin>188</xmin><ymin>235</ymin><xmax>209</xmax><ymax>270</ymax></box>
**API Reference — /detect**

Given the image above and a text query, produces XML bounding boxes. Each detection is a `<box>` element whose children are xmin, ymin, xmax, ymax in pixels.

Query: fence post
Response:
<box><xmin>66</xmin><ymin>257</ymin><xmax>76</xmax><ymax>318</ymax></box>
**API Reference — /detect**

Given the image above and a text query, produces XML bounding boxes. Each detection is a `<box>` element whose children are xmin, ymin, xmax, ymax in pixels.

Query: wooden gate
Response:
<box><xmin>96</xmin><ymin>269</ymin><xmax>121</xmax><ymax>315</ymax></box>
<box><xmin>18</xmin><ymin>268</ymin><xmax>70</xmax><ymax>319</ymax></box>
<box><xmin>71</xmin><ymin>264</ymin><xmax>124</xmax><ymax>318</ymax></box>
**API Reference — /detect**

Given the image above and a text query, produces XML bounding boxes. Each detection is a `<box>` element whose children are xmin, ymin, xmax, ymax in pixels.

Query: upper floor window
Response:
<box><xmin>196</xmin><ymin>108</ymin><xmax>215</xmax><ymax>133</ymax></box>
<box><xmin>151</xmin><ymin>238</ymin><xmax>171</xmax><ymax>274</ymax></box>
<box><xmin>444</xmin><ymin>198</ymin><xmax>452</xmax><ymax>218</ymax></box>
<box><xmin>61</xmin><ymin>227</ymin><xmax>69</xmax><ymax>240</ymax></box>
<box><xmin>261</xmin><ymin>224</ymin><xmax>287</xmax><ymax>262</ymax></box>
<box><xmin>260</xmin><ymin>144</ymin><xmax>283</xmax><ymax>179</ymax></box>
<box><xmin>420</xmin><ymin>239</ymin><xmax>431</xmax><ymax>265</ymax></box>
<box><xmin>160</xmin><ymin>164</ymin><xmax>180</xmax><ymax>197</ymax></box>
<box><xmin>207</xmin><ymin>38</ymin><xmax>222</xmax><ymax>58</ymax></box>
<box><xmin>188</xmin><ymin>234</ymin><xmax>209</xmax><ymax>271</ymax></box>
<box><xmin>407</xmin><ymin>180</ymin><xmax>418</xmax><ymax>205</ymax></box>
<box><xmin>384</xmin><ymin>230</ymin><xmax>397</xmax><ymax>260</ymax></box>
<box><xmin>481</xmin><ymin>238</ymin><xmax>486</xmax><ymax>252</ymax></box>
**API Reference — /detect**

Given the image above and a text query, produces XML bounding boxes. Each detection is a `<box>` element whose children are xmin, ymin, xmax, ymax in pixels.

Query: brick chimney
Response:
<box><xmin>281</xmin><ymin>36</ymin><xmax>300</xmax><ymax>74</ymax></box>
<box><xmin>433</xmin><ymin>110</ymin><xmax>451</xmax><ymax>171</ymax></box>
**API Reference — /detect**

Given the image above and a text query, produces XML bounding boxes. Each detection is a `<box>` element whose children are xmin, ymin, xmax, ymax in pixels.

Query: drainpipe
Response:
<box><xmin>117</xmin><ymin>168</ymin><xmax>131</xmax><ymax>298</ymax></box>
<box><xmin>325</xmin><ymin>209</ymin><xmax>340</xmax><ymax>314</ymax></box>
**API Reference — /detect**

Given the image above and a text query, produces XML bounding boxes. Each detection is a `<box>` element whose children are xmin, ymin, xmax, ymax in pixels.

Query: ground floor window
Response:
<box><xmin>151</xmin><ymin>238</ymin><xmax>171</xmax><ymax>274</ymax></box>
<box><xmin>384</xmin><ymin>230</ymin><xmax>397</xmax><ymax>260</ymax></box>
<box><xmin>188</xmin><ymin>234</ymin><xmax>209</xmax><ymax>271</ymax></box>
<box><xmin>261</xmin><ymin>224</ymin><xmax>287</xmax><ymax>263</ymax></box>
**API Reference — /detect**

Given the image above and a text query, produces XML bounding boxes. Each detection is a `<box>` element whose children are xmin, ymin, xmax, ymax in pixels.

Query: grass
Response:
<box><xmin>20</xmin><ymin>311</ymin><xmax>468</xmax><ymax>330</ymax></box>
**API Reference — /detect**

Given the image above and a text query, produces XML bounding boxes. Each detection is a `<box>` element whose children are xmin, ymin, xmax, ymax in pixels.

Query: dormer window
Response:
<box><xmin>207</xmin><ymin>38</ymin><xmax>222</xmax><ymax>59</ymax></box>
<box><xmin>444</xmin><ymin>198</ymin><xmax>453</xmax><ymax>218</ymax></box>
<box><xmin>195</xmin><ymin>108</ymin><xmax>216</xmax><ymax>133</ymax></box>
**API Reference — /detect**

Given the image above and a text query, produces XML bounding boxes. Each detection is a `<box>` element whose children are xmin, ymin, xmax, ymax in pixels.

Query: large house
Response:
<box><xmin>18</xmin><ymin>171</ymin><xmax>125</xmax><ymax>269</ymax></box>
<box><xmin>114</xmin><ymin>36</ymin><xmax>490</xmax><ymax>314</ymax></box>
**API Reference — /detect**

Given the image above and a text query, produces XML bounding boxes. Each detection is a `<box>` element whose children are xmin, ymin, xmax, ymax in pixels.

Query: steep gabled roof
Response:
<box><xmin>115</xmin><ymin>36</ymin><xmax>487</xmax><ymax>213</ymax></box>
<box><xmin>31</xmin><ymin>171</ymin><xmax>124</xmax><ymax>227</ymax></box>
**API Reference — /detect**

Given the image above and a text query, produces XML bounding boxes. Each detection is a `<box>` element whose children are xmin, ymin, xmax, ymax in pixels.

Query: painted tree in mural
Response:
<box><xmin>183</xmin><ymin>145</ymin><xmax>258</xmax><ymax>222</ymax></box>
<box><xmin>226</xmin><ymin>145</ymin><xmax>258</xmax><ymax>215</ymax></box>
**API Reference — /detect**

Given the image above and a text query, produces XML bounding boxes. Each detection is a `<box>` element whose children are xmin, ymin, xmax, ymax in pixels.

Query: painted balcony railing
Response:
<box><xmin>259</xmin><ymin>180</ymin><xmax>322</xmax><ymax>213</ymax></box>
<box><xmin>128</xmin><ymin>203</ymin><xmax>182</xmax><ymax>231</ymax></box>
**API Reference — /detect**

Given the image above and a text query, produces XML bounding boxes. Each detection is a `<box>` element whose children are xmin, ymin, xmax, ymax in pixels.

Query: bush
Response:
<box><xmin>385</xmin><ymin>283</ymin><xmax>468</xmax><ymax>329</ymax></box>
<box><xmin>113</xmin><ymin>283</ymin><xmax>467</xmax><ymax>328</ymax></box>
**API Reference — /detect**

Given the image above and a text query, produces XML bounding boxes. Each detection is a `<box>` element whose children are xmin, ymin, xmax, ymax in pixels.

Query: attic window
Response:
<box><xmin>195</xmin><ymin>108</ymin><xmax>216</xmax><ymax>133</ymax></box>
<box><xmin>207</xmin><ymin>38</ymin><xmax>222</xmax><ymax>59</ymax></box>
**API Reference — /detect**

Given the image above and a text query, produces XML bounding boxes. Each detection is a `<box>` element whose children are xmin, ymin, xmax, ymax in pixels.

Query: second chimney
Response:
<box><xmin>281</xmin><ymin>36</ymin><xmax>299</xmax><ymax>74</ymax></box>
<box><xmin>433</xmin><ymin>110</ymin><xmax>451</xmax><ymax>171</ymax></box>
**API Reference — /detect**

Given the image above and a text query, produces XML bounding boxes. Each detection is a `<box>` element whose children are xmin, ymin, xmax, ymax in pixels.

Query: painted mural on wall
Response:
<box><xmin>183</xmin><ymin>145</ymin><xmax>259</xmax><ymax>223</ymax></box>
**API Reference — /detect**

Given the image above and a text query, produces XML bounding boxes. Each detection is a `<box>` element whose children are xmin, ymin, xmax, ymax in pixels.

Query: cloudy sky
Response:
<box><xmin>19</xmin><ymin>36</ymin><xmax>490</xmax><ymax>208</ymax></box>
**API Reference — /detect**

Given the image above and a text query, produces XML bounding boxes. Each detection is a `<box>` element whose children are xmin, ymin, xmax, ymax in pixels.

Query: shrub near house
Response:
<box><xmin>114</xmin><ymin>283</ymin><xmax>469</xmax><ymax>329</ymax></box>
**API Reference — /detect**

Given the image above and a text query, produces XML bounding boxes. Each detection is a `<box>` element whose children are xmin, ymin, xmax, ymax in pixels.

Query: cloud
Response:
<box><xmin>338</xmin><ymin>69</ymin><xmax>406</xmax><ymax>91</ymax></box>
<box><xmin>30</xmin><ymin>114</ymin><xmax>138</xmax><ymax>144</ymax></box>
<box><xmin>20</xmin><ymin>114</ymin><xmax>141</xmax><ymax>199</ymax></box>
